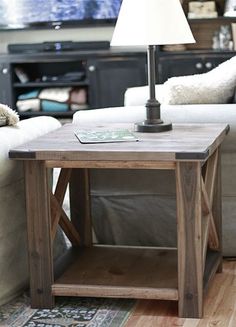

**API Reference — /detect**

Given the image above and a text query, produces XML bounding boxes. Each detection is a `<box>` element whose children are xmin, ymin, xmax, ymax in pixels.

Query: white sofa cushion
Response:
<box><xmin>160</xmin><ymin>55</ymin><xmax>236</xmax><ymax>104</ymax></box>
<box><xmin>124</xmin><ymin>85</ymin><xmax>163</xmax><ymax>107</ymax></box>
<box><xmin>125</xmin><ymin>56</ymin><xmax>236</xmax><ymax>105</ymax></box>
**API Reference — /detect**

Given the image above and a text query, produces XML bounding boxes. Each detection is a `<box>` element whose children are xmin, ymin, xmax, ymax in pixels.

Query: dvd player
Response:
<box><xmin>8</xmin><ymin>41</ymin><xmax>110</xmax><ymax>53</ymax></box>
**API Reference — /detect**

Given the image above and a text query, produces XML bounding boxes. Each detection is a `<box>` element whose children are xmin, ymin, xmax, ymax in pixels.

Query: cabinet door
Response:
<box><xmin>202</xmin><ymin>56</ymin><xmax>228</xmax><ymax>72</ymax></box>
<box><xmin>0</xmin><ymin>63</ymin><xmax>13</xmax><ymax>107</ymax></box>
<box><xmin>88</xmin><ymin>56</ymin><xmax>146</xmax><ymax>108</ymax></box>
<box><xmin>158</xmin><ymin>57</ymin><xmax>206</xmax><ymax>83</ymax></box>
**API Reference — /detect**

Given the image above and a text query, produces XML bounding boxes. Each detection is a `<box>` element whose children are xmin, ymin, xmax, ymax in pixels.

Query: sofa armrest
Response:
<box><xmin>1</xmin><ymin>116</ymin><xmax>61</xmax><ymax>185</ymax></box>
<box><xmin>73</xmin><ymin>106</ymin><xmax>146</xmax><ymax>125</ymax></box>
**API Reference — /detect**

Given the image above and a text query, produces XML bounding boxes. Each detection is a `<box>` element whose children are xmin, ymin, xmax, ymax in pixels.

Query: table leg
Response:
<box><xmin>176</xmin><ymin>161</ymin><xmax>203</xmax><ymax>318</ymax></box>
<box><xmin>24</xmin><ymin>161</ymin><xmax>54</xmax><ymax>308</ymax></box>
<box><xmin>69</xmin><ymin>168</ymin><xmax>92</xmax><ymax>247</ymax></box>
<box><xmin>212</xmin><ymin>149</ymin><xmax>223</xmax><ymax>273</ymax></box>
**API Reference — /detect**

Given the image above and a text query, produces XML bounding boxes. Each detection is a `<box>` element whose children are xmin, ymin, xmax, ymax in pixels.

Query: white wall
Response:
<box><xmin>0</xmin><ymin>26</ymin><xmax>114</xmax><ymax>53</ymax></box>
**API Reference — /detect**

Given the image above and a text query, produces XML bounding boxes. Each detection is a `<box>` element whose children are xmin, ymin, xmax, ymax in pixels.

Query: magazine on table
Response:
<box><xmin>75</xmin><ymin>129</ymin><xmax>139</xmax><ymax>144</ymax></box>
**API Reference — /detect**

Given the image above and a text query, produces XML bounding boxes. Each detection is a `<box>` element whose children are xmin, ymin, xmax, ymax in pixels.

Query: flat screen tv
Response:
<box><xmin>0</xmin><ymin>0</ymin><xmax>122</xmax><ymax>30</ymax></box>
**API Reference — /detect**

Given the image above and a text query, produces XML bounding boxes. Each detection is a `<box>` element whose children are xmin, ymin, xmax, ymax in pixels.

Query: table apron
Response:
<box><xmin>45</xmin><ymin>160</ymin><xmax>177</xmax><ymax>169</ymax></box>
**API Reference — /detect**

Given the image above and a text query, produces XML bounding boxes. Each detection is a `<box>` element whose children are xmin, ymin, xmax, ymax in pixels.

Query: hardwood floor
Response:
<box><xmin>125</xmin><ymin>260</ymin><xmax>236</xmax><ymax>327</ymax></box>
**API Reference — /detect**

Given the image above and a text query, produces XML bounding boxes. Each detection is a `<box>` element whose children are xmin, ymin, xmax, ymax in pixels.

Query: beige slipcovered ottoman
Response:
<box><xmin>0</xmin><ymin>116</ymin><xmax>66</xmax><ymax>305</ymax></box>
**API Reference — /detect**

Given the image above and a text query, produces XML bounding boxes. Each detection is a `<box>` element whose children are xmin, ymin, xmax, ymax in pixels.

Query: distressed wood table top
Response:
<box><xmin>9</xmin><ymin>123</ymin><xmax>229</xmax><ymax>162</ymax></box>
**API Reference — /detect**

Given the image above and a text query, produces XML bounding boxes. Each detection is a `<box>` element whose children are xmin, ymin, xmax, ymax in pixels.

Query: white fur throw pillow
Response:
<box><xmin>156</xmin><ymin>56</ymin><xmax>236</xmax><ymax>105</ymax></box>
<box><xmin>0</xmin><ymin>104</ymin><xmax>19</xmax><ymax>126</ymax></box>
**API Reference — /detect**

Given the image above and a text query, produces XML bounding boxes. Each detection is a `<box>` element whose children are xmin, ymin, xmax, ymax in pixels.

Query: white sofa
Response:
<box><xmin>73</xmin><ymin>100</ymin><xmax>236</xmax><ymax>257</ymax></box>
<box><xmin>1</xmin><ymin>116</ymin><xmax>66</xmax><ymax>306</ymax></box>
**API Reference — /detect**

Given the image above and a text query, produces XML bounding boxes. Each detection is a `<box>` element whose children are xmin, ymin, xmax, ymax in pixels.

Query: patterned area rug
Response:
<box><xmin>0</xmin><ymin>294</ymin><xmax>135</xmax><ymax>327</ymax></box>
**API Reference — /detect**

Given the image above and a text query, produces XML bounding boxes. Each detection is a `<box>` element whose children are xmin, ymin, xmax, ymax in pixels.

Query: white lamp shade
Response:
<box><xmin>111</xmin><ymin>0</ymin><xmax>195</xmax><ymax>46</ymax></box>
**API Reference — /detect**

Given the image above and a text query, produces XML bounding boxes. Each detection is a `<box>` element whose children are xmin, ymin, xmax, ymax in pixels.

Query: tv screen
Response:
<box><xmin>0</xmin><ymin>0</ymin><xmax>122</xmax><ymax>30</ymax></box>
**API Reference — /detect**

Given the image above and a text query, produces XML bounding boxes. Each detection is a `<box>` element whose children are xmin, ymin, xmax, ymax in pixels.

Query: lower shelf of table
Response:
<box><xmin>52</xmin><ymin>245</ymin><xmax>221</xmax><ymax>301</ymax></box>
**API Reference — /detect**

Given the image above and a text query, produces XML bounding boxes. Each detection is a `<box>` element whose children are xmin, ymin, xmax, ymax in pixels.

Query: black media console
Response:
<box><xmin>0</xmin><ymin>44</ymin><xmax>234</xmax><ymax>119</ymax></box>
<box><xmin>0</xmin><ymin>48</ymin><xmax>147</xmax><ymax>118</ymax></box>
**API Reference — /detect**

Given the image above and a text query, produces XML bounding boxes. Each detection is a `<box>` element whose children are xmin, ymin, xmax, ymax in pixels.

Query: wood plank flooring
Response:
<box><xmin>125</xmin><ymin>260</ymin><xmax>236</xmax><ymax>327</ymax></box>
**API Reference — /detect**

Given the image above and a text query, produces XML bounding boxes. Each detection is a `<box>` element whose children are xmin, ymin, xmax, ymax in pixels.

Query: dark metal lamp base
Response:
<box><xmin>134</xmin><ymin>121</ymin><xmax>172</xmax><ymax>133</ymax></box>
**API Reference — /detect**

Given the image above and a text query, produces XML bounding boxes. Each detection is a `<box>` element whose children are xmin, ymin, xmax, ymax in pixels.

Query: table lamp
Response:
<box><xmin>111</xmin><ymin>0</ymin><xmax>195</xmax><ymax>132</ymax></box>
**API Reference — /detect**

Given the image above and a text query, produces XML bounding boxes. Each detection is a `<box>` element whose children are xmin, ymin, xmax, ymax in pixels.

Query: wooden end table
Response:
<box><xmin>9</xmin><ymin>122</ymin><xmax>229</xmax><ymax>318</ymax></box>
